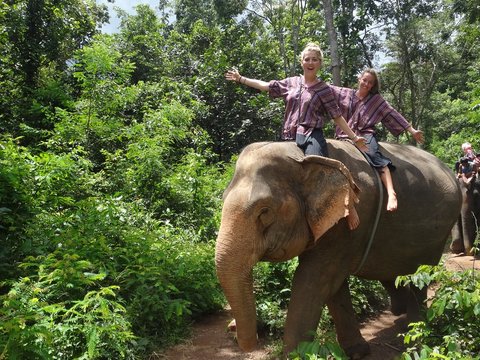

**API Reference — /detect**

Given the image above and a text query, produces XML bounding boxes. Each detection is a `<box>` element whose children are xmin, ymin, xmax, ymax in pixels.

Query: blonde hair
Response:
<box><xmin>300</xmin><ymin>42</ymin><xmax>323</xmax><ymax>64</ymax></box>
<box><xmin>462</xmin><ymin>142</ymin><xmax>472</xmax><ymax>152</ymax></box>
<box><xmin>359</xmin><ymin>68</ymin><xmax>380</xmax><ymax>94</ymax></box>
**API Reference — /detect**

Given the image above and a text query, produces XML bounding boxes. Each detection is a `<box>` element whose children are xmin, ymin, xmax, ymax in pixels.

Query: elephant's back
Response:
<box><xmin>327</xmin><ymin>140</ymin><xmax>462</xmax><ymax>279</ymax></box>
<box><xmin>380</xmin><ymin>142</ymin><xmax>460</xmax><ymax>203</ymax></box>
<box><xmin>375</xmin><ymin>143</ymin><xmax>461</xmax><ymax>274</ymax></box>
<box><xmin>329</xmin><ymin>139</ymin><xmax>461</xmax><ymax>210</ymax></box>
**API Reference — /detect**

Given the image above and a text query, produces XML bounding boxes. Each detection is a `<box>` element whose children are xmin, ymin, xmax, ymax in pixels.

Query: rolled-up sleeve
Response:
<box><xmin>379</xmin><ymin>101</ymin><xmax>410</xmax><ymax>136</ymax></box>
<box><xmin>269</xmin><ymin>79</ymin><xmax>289</xmax><ymax>99</ymax></box>
<box><xmin>321</xmin><ymin>85</ymin><xmax>342</xmax><ymax>119</ymax></box>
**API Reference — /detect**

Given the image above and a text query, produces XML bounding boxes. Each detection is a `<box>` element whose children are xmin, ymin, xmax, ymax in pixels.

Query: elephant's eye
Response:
<box><xmin>258</xmin><ymin>207</ymin><xmax>274</xmax><ymax>227</ymax></box>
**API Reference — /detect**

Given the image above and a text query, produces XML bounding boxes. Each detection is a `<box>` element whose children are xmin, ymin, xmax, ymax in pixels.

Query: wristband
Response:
<box><xmin>352</xmin><ymin>135</ymin><xmax>359</xmax><ymax>142</ymax></box>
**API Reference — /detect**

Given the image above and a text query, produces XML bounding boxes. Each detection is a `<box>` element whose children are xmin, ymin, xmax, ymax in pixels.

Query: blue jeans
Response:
<box><xmin>295</xmin><ymin>128</ymin><xmax>329</xmax><ymax>157</ymax></box>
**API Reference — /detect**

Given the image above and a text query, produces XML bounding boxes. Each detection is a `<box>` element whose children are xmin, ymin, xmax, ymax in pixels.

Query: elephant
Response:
<box><xmin>450</xmin><ymin>174</ymin><xmax>480</xmax><ymax>255</ymax></box>
<box><xmin>215</xmin><ymin>139</ymin><xmax>462</xmax><ymax>359</ymax></box>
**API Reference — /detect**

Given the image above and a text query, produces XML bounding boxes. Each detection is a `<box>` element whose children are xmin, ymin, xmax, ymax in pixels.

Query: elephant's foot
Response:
<box><xmin>466</xmin><ymin>246</ymin><xmax>476</xmax><ymax>256</ymax></box>
<box><xmin>450</xmin><ymin>241</ymin><xmax>464</xmax><ymax>254</ymax></box>
<box><xmin>227</xmin><ymin>319</ymin><xmax>236</xmax><ymax>331</ymax></box>
<box><xmin>344</xmin><ymin>341</ymin><xmax>370</xmax><ymax>360</ymax></box>
<box><xmin>389</xmin><ymin>290</ymin><xmax>408</xmax><ymax>316</ymax></box>
<box><xmin>390</xmin><ymin>300</ymin><xmax>407</xmax><ymax>316</ymax></box>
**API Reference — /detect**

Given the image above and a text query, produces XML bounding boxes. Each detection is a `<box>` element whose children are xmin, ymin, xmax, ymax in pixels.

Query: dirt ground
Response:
<box><xmin>158</xmin><ymin>253</ymin><xmax>479</xmax><ymax>360</ymax></box>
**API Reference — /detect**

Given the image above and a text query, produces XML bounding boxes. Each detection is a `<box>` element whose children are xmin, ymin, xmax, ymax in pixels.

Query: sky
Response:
<box><xmin>96</xmin><ymin>0</ymin><xmax>390</xmax><ymax>66</ymax></box>
<box><xmin>97</xmin><ymin>0</ymin><xmax>160</xmax><ymax>33</ymax></box>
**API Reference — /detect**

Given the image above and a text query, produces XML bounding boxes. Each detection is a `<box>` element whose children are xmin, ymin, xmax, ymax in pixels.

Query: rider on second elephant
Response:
<box><xmin>451</xmin><ymin>141</ymin><xmax>479</xmax><ymax>256</ymax></box>
<box><xmin>451</xmin><ymin>156</ymin><xmax>480</xmax><ymax>256</ymax></box>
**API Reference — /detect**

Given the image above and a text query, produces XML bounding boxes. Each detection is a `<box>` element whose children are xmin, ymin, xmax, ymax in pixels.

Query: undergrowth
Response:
<box><xmin>257</xmin><ymin>253</ymin><xmax>480</xmax><ymax>360</ymax></box>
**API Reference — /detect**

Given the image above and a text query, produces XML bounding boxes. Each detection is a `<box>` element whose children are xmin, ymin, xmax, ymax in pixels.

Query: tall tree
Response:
<box><xmin>173</xmin><ymin>0</ymin><xmax>248</xmax><ymax>33</ymax></box>
<box><xmin>116</xmin><ymin>4</ymin><xmax>169</xmax><ymax>83</ymax></box>
<box><xmin>0</xmin><ymin>0</ymin><xmax>108</xmax><ymax>135</ymax></box>
<box><xmin>246</xmin><ymin>0</ymin><xmax>311</xmax><ymax>77</ymax></box>
<box><xmin>322</xmin><ymin>0</ymin><xmax>341</xmax><ymax>84</ymax></box>
<box><xmin>333</xmin><ymin>0</ymin><xmax>380</xmax><ymax>85</ymax></box>
<box><xmin>378</xmin><ymin>0</ymin><xmax>442</xmax><ymax>134</ymax></box>
<box><xmin>7</xmin><ymin>0</ymin><xmax>108</xmax><ymax>87</ymax></box>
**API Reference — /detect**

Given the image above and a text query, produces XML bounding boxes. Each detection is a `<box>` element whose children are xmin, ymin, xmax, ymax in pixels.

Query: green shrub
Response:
<box><xmin>0</xmin><ymin>136</ymin><xmax>36</xmax><ymax>281</ymax></box>
<box><xmin>0</xmin><ymin>264</ymin><xmax>137</xmax><ymax>359</ymax></box>
<box><xmin>289</xmin><ymin>333</ymin><xmax>348</xmax><ymax>360</ymax></box>
<box><xmin>397</xmin><ymin>264</ymin><xmax>480</xmax><ymax>359</ymax></box>
<box><xmin>116</xmin><ymin>227</ymin><xmax>224</xmax><ymax>349</ymax></box>
<box><xmin>253</xmin><ymin>260</ymin><xmax>297</xmax><ymax>337</ymax></box>
<box><xmin>253</xmin><ymin>259</ymin><xmax>388</xmax><ymax>342</ymax></box>
<box><xmin>7</xmin><ymin>194</ymin><xmax>225</xmax><ymax>354</ymax></box>
<box><xmin>348</xmin><ymin>277</ymin><xmax>389</xmax><ymax>319</ymax></box>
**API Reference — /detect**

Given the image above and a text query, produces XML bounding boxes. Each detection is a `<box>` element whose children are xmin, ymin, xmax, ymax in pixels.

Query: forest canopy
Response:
<box><xmin>0</xmin><ymin>0</ymin><xmax>479</xmax><ymax>358</ymax></box>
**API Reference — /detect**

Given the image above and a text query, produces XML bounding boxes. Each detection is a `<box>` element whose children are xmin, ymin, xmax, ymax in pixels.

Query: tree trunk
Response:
<box><xmin>322</xmin><ymin>0</ymin><xmax>341</xmax><ymax>85</ymax></box>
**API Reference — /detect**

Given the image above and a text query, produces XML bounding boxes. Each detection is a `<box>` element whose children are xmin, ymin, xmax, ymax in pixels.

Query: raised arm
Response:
<box><xmin>406</xmin><ymin>125</ymin><xmax>424</xmax><ymax>144</ymax></box>
<box><xmin>378</xmin><ymin>98</ymin><xmax>425</xmax><ymax>144</ymax></box>
<box><xmin>225</xmin><ymin>69</ymin><xmax>270</xmax><ymax>92</ymax></box>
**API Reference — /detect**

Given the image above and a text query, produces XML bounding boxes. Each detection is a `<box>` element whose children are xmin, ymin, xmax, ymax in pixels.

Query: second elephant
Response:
<box><xmin>215</xmin><ymin>140</ymin><xmax>462</xmax><ymax>359</ymax></box>
<box><xmin>451</xmin><ymin>174</ymin><xmax>480</xmax><ymax>255</ymax></box>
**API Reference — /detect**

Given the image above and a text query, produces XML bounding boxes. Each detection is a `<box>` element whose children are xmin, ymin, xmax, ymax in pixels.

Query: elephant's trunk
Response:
<box><xmin>215</xmin><ymin>228</ymin><xmax>259</xmax><ymax>351</ymax></box>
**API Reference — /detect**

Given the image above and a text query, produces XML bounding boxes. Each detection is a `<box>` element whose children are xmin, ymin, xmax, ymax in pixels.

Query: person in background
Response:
<box><xmin>332</xmin><ymin>68</ymin><xmax>424</xmax><ymax>212</ymax></box>
<box><xmin>225</xmin><ymin>42</ymin><xmax>368</xmax><ymax>230</ymax></box>
<box><xmin>455</xmin><ymin>142</ymin><xmax>476</xmax><ymax>174</ymax></box>
<box><xmin>473</xmin><ymin>152</ymin><xmax>480</xmax><ymax>171</ymax></box>
<box><xmin>458</xmin><ymin>156</ymin><xmax>475</xmax><ymax>185</ymax></box>
<box><xmin>462</xmin><ymin>142</ymin><xmax>476</xmax><ymax>160</ymax></box>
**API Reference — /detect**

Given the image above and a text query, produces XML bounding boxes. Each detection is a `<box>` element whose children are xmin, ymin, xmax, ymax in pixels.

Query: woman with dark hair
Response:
<box><xmin>333</xmin><ymin>68</ymin><xmax>424</xmax><ymax>212</ymax></box>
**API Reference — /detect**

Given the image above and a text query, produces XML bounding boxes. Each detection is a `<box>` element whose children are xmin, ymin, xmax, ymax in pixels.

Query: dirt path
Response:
<box><xmin>158</xmin><ymin>254</ymin><xmax>479</xmax><ymax>360</ymax></box>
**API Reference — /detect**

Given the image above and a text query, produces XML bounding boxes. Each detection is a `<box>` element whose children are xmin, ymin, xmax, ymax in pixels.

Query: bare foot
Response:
<box><xmin>347</xmin><ymin>206</ymin><xmax>360</xmax><ymax>230</ymax></box>
<box><xmin>387</xmin><ymin>192</ymin><xmax>397</xmax><ymax>212</ymax></box>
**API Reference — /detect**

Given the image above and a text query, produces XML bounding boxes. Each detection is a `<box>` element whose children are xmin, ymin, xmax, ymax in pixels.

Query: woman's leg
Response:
<box><xmin>379</xmin><ymin>166</ymin><xmax>397</xmax><ymax>211</ymax></box>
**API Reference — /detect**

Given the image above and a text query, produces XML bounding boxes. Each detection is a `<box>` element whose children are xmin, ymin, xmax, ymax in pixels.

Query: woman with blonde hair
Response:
<box><xmin>225</xmin><ymin>42</ymin><xmax>368</xmax><ymax>229</ymax></box>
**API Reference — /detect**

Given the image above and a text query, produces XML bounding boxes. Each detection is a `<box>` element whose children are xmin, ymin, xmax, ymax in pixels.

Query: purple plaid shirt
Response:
<box><xmin>330</xmin><ymin>86</ymin><xmax>410</xmax><ymax>139</ymax></box>
<box><xmin>268</xmin><ymin>76</ymin><xmax>342</xmax><ymax>140</ymax></box>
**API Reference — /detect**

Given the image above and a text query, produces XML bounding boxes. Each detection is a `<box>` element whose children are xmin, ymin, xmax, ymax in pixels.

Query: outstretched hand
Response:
<box><xmin>225</xmin><ymin>68</ymin><xmax>241</xmax><ymax>82</ymax></box>
<box><xmin>354</xmin><ymin>137</ymin><xmax>368</xmax><ymax>152</ymax></box>
<box><xmin>412</xmin><ymin>129</ymin><xmax>424</xmax><ymax>144</ymax></box>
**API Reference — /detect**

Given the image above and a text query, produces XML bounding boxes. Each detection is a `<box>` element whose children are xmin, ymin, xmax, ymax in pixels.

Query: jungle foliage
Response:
<box><xmin>0</xmin><ymin>0</ymin><xmax>479</xmax><ymax>358</ymax></box>
<box><xmin>398</xmin><ymin>264</ymin><xmax>480</xmax><ymax>359</ymax></box>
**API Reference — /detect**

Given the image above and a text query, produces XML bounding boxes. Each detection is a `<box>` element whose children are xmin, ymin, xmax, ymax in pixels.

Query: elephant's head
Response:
<box><xmin>215</xmin><ymin>142</ymin><xmax>359</xmax><ymax>351</ymax></box>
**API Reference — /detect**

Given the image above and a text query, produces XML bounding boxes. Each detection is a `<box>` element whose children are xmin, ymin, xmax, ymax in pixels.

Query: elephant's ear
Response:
<box><xmin>299</xmin><ymin>155</ymin><xmax>360</xmax><ymax>242</ymax></box>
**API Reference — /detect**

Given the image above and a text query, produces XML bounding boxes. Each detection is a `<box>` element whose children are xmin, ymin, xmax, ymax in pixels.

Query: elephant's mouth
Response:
<box><xmin>260</xmin><ymin>223</ymin><xmax>312</xmax><ymax>262</ymax></box>
<box><xmin>261</xmin><ymin>248</ymin><xmax>287</xmax><ymax>261</ymax></box>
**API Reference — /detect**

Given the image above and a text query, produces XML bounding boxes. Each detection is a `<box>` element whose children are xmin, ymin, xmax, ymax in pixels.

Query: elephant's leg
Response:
<box><xmin>326</xmin><ymin>279</ymin><xmax>370</xmax><ymax>359</ymax></box>
<box><xmin>406</xmin><ymin>284</ymin><xmax>427</xmax><ymax>324</ymax></box>
<box><xmin>282</xmin><ymin>230</ymin><xmax>370</xmax><ymax>358</ymax></box>
<box><xmin>457</xmin><ymin>184</ymin><xmax>476</xmax><ymax>255</ymax></box>
<box><xmin>462</xmin><ymin>206</ymin><xmax>475</xmax><ymax>255</ymax></box>
<box><xmin>450</xmin><ymin>215</ymin><xmax>465</xmax><ymax>254</ymax></box>
<box><xmin>283</xmin><ymin>256</ymin><xmax>328</xmax><ymax>354</ymax></box>
<box><xmin>382</xmin><ymin>280</ymin><xmax>408</xmax><ymax>315</ymax></box>
<box><xmin>382</xmin><ymin>281</ymin><xmax>426</xmax><ymax>325</ymax></box>
<box><xmin>283</xmin><ymin>246</ymin><xmax>349</xmax><ymax>355</ymax></box>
